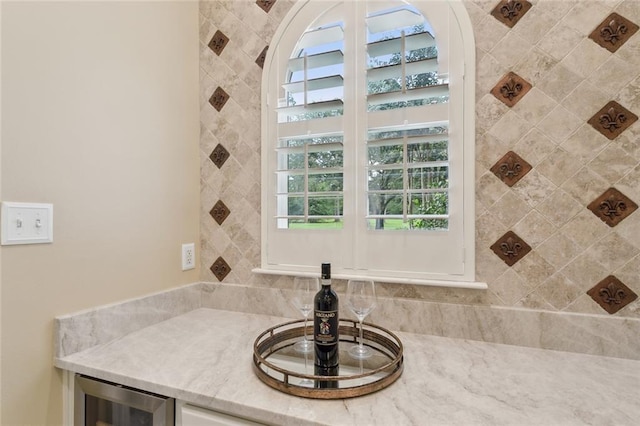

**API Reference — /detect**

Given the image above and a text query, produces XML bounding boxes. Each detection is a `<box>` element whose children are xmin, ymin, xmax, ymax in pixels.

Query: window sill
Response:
<box><xmin>252</xmin><ymin>268</ymin><xmax>487</xmax><ymax>290</ymax></box>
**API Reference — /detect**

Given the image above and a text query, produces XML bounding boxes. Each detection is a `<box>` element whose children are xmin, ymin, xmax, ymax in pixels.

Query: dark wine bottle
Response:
<box><xmin>313</xmin><ymin>263</ymin><xmax>339</xmax><ymax>369</ymax></box>
<box><xmin>314</xmin><ymin>365</ymin><xmax>339</xmax><ymax>389</ymax></box>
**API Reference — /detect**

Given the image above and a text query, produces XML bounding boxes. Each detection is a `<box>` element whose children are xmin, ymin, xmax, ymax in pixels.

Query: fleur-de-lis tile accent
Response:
<box><xmin>587</xmin><ymin>187</ymin><xmax>638</xmax><ymax>227</ymax></box>
<box><xmin>210</xmin><ymin>256</ymin><xmax>231</xmax><ymax>281</ymax></box>
<box><xmin>256</xmin><ymin>0</ymin><xmax>276</xmax><ymax>13</ymax></box>
<box><xmin>210</xmin><ymin>143</ymin><xmax>230</xmax><ymax>169</ymax></box>
<box><xmin>587</xmin><ymin>275</ymin><xmax>637</xmax><ymax>314</ymax></box>
<box><xmin>588</xmin><ymin>101</ymin><xmax>638</xmax><ymax>140</ymax></box>
<box><xmin>501</xmin><ymin>79</ymin><xmax>522</xmax><ymax>100</ymax></box>
<box><xmin>209</xmin><ymin>87</ymin><xmax>230</xmax><ymax>112</ymax></box>
<box><xmin>208</xmin><ymin>30</ymin><xmax>229</xmax><ymax>56</ymax></box>
<box><xmin>210</xmin><ymin>200</ymin><xmax>231</xmax><ymax>225</ymax></box>
<box><xmin>255</xmin><ymin>45</ymin><xmax>269</xmax><ymax>69</ymax></box>
<box><xmin>490</xmin><ymin>151</ymin><xmax>532</xmax><ymax>187</ymax></box>
<box><xmin>589</xmin><ymin>13</ymin><xmax>639</xmax><ymax>53</ymax></box>
<box><xmin>490</xmin><ymin>72</ymin><xmax>532</xmax><ymax>107</ymax></box>
<box><xmin>490</xmin><ymin>231</ymin><xmax>532</xmax><ymax>266</ymax></box>
<box><xmin>490</xmin><ymin>0</ymin><xmax>532</xmax><ymax>28</ymax></box>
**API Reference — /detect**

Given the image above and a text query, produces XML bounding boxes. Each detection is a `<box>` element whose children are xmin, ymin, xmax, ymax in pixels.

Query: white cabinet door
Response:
<box><xmin>178</xmin><ymin>402</ymin><xmax>264</xmax><ymax>426</ymax></box>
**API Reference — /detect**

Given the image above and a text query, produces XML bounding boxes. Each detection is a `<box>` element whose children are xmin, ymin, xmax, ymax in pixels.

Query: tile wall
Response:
<box><xmin>199</xmin><ymin>0</ymin><xmax>640</xmax><ymax>320</ymax></box>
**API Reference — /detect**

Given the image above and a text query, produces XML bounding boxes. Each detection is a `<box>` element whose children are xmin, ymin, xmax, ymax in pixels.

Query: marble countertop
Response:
<box><xmin>55</xmin><ymin>308</ymin><xmax>640</xmax><ymax>425</ymax></box>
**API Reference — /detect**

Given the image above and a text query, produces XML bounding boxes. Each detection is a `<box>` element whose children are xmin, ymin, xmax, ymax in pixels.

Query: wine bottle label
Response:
<box><xmin>314</xmin><ymin>310</ymin><xmax>338</xmax><ymax>344</ymax></box>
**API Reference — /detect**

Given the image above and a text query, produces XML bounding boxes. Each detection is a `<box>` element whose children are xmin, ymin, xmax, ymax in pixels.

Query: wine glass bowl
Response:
<box><xmin>291</xmin><ymin>276</ymin><xmax>319</xmax><ymax>354</ymax></box>
<box><xmin>346</xmin><ymin>279</ymin><xmax>377</xmax><ymax>359</ymax></box>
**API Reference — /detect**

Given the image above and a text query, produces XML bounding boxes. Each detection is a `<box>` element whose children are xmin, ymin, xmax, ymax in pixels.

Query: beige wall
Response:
<box><xmin>1</xmin><ymin>1</ymin><xmax>200</xmax><ymax>424</ymax></box>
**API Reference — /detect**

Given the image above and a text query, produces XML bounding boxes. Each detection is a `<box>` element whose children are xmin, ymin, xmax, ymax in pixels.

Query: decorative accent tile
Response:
<box><xmin>490</xmin><ymin>231</ymin><xmax>532</xmax><ymax>266</ymax></box>
<box><xmin>587</xmin><ymin>275</ymin><xmax>637</xmax><ymax>314</ymax></box>
<box><xmin>208</xmin><ymin>30</ymin><xmax>229</xmax><ymax>56</ymax></box>
<box><xmin>210</xmin><ymin>200</ymin><xmax>231</xmax><ymax>225</ymax></box>
<box><xmin>490</xmin><ymin>0</ymin><xmax>532</xmax><ymax>28</ymax></box>
<box><xmin>210</xmin><ymin>256</ymin><xmax>231</xmax><ymax>281</ymax></box>
<box><xmin>587</xmin><ymin>187</ymin><xmax>638</xmax><ymax>227</ymax></box>
<box><xmin>255</xmin><ymin>46</ymin><xmax>268</xmax><ymax>69</ymax></box>
<box><xmin>209</xmin><ymin>144</ymin><xmax>230</xmax><ymax>169</ymax></box>
<box><xmin>589</xmin><ymin>13</ymin><xmax>639</xmax><ymax>53</ymax></box>
<box><xmin>588</xmin><ymin>101</ymin><xmax>638</xmax><ymax>140</ymax></box>
<box><xmin>490</xmin><ymin>72</ymin><xmax>532</xmax><ymax>107</ymax></box>
<box><xmin>256</xmin><ymin>0</ymin><xmax>276</xmax><ymax>14</ymax></box>
<box><xmin>490</xmin><ymin>151</ymin><xmax>532</xmax><ymax>187</ymax></box>
<box><xmin>209</xmin><ymin>87</ymin><xmax>230</xmax><ymax>112</ymax></box>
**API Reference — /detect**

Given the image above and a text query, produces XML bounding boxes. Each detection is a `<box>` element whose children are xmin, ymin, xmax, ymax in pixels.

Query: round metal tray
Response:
<box><xmin>252</xmin><ymin>319</ymin><xmax>404</xmax><ymax>399</ymax></box>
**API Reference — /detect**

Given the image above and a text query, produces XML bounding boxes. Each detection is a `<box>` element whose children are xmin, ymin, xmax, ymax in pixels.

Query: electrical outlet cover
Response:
<box><xmin>182</xmin><ymin>243</ymin><xmax>195</xmax><ymax>271</ymax></box>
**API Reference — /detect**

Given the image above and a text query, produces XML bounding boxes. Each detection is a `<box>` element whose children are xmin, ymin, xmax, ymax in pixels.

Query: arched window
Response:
<box><xmin>258</xmin><ymin>0</ymin><xmax>480</xmax><ymax>288</ymax></box>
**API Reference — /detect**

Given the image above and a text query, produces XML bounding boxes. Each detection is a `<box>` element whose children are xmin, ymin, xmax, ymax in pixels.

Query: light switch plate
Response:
<box><xmin>1</xmin><ymin>202</ymin><xmax>53</xmax><ymax>245</ymax></box>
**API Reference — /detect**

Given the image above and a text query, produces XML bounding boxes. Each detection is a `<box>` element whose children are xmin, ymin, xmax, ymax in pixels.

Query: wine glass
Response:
<box><xmin>291</xmin><ymin>276</ymin><xmax>319</xmax><ymax>354</ymax></box>
<box><xmin>346</xmin><ymin>279</ymin><xmax>377</xmax><ymax>359</ymax></box>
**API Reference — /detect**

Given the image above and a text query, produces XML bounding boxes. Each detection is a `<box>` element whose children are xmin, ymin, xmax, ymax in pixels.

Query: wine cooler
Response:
<box><xmin>74</xmin><ymin>374</ymin><xmax>174</xmax><ymax>426</ymax></box>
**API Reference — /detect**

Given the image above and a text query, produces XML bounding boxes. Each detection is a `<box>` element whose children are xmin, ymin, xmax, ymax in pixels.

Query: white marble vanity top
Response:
<box><xmin>55</xmin><ymin>308</ymin><xmax>639</xmax><ymax>425</ymax></box>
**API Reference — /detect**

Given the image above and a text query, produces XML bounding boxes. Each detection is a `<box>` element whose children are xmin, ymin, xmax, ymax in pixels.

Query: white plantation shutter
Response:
<box><xmin>276</xmin><ymin>20</ymin><xmax>345</xmax><ymax>229</ymax></box>
<box><xmin>358</xmin><ymin>1</ymin><xmax>464</xmax><ymax>277</ymax></box>
<box><xmin>260</xmin><ymin>0</ymin><xmax>478</xmax><ymax>286</ymax></box>
<box><xmin>264</xmin><ymin>2</ymin><xmax>350</xmax><ymax>270</ymax></box>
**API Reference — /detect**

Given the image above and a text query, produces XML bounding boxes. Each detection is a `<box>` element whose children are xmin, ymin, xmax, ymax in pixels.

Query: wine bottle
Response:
<box><xmin>313</xmin><ymin>263</ymin><xmax>339</xmax><ymax>369</ymax></box>
<box><xmin>314</xmin><ymin>365</ymin><xmax>339</xmax><ymax>389</ymax></box>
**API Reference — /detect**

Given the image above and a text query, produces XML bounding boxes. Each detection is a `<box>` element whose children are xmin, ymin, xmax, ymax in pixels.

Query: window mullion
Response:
<box><xmin>303</xmin><ymin>53</ymin><xmax>308</xmax><ymax>107</ymax></box>
<box><xmin>402</xmin><ymin>134</ymin><xmax>408</xmax><ymax>221</ymax></box>
<box><xmin>304</xmin><ymin>142</ymin><xmax>309</xmax><ymax>221</ymax></box>
<box><xmin>401</xmin><ymin>30</ymin><xmax>406</xmax><ymax>94</ymax></box>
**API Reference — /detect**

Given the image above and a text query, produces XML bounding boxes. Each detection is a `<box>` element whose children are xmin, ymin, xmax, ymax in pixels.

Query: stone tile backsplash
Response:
<box><xmin>199</xmin><ymin>0</ymin><xmax>640</xmax><ymax>319</ymax></box>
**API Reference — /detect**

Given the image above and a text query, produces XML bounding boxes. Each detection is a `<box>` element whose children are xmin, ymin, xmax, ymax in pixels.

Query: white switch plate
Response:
<box><xmin>1</xmin><ymin>202</ymin><xmax>53</xmax><ymax>245</ymax></box>
<box><xmin>182</xmin><ymin>243</ymin><xmax>195</xmax><ymax>271</ymax></box>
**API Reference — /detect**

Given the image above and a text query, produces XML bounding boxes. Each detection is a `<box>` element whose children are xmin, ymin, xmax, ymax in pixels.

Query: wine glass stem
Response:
<box><xmin>303</xmin><ymin>316</ymin><xmax>308</xmax><ymax>342</ymax></box>
<box><xmin>358</xmin><ymin>319</ymin><xmax>364</xmax><ymax>349</ymax></box>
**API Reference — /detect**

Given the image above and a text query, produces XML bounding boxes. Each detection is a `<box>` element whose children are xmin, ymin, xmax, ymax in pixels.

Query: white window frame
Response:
<box><xmin>256</xmin><ymin>0</ymin><xmax>485</xmax><ymax>289</ymax></box>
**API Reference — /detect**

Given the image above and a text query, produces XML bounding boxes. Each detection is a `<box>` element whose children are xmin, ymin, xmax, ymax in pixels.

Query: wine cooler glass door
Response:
<box><xmin>74</xmin><ymin>374</ymin><xmax>175</xmax><ymax>426</ymax></box>
<box><xmin>86</xmin><ymin>394</ymin><xmax>153</xmax><ymax>425</ymax></box>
